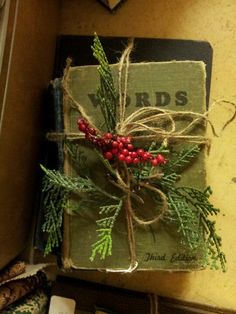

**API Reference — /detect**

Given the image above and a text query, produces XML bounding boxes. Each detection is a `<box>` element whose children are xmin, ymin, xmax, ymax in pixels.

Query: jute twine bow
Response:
<box><xmin>51</xmin><ymin>39</ymin><xmax>236</xmax><ymax>274</ymax></box>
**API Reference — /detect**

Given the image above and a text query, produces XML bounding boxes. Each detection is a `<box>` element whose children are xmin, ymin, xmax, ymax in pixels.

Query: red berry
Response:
<box><xmin>120</xmin><ymin>137</ymin><xmax>127</xmax><ymax>143</ymax></box>
<box><xmin>137</xmin><ymin>149</ymin><xmax>144</xmax><ymax>156</ymax></box>
<box><xmin>131</xmin><ymin>151</ymin><xmax>137</xmax><ymax>158</ymax></box>
<box><xmin>118</xmin><ymin>154</ymin><xmax>125</xmax><ymax>161</ymax></box>
<box><xmin>89</xmin><ymin>128</ymin><xmax>97</xmax><ymax>135</ymax></box>
<box><xmin>111</xmin><ymin>148</ymin><xmax>118</xmax><ymax>154</ymax></box>
<box><xmin>118</xmin><ymin>142</ymin><xmax>124</xmax><ymax>149</ymax></box>
<box><xmin>142</xmin><ymin>152</ymin><xmax>151</xmax><ymax>161</ymax></box>
<box><xmin>112</xmin><ymin>141</ymin><xmax>119</xmax><ymax>148</ymax></box>
<box><xmin>122</xmin><ymin>149</ymin><xmax>129</xmax><ymax>156</ymax></box>
<box><xmin>156</xmin><ymin>154</ymin><xmax>166</xmax><ymax>164</ymax></box>
<box><xmin>133</xmin><ymin>158</ymin><xmax>139</xmax><ymax>164</ymax></box>
<box><xmin>151</xmin><ymin>158</ymin><xmax>159</xmax><ymax>166</ymax></box>
<box><xmin>104</xmin><ymin>151</ymin><xmax>113</xmax><ymax>160</ymax></box>
<box><xmin>127</xmin><ymin>144</ymin><xmax>134</xmax><ymax>151</ymax></box>
<box><xmin>78</xmin><ymin>123</ymin><xmax>87</xmax><ymax>132</ymax></box>
<box><xmin>104</xmin><ymin>133</ymin><xmax>113</xmax><ymax>139</ymax></box>
<box><xmin>125</xmin><ymin>156</ymin><xmax>132</xmax><ymax>164</ymax></box>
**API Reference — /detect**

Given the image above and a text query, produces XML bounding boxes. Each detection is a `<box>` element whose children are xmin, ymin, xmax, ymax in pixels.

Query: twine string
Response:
<box><xmin>118</xmin><ymin>38</ymin><xmax>134</xmax><ymax>127</ymax></box>
<box><xmin>62</xmin><ymin>58</ymin><xmax>101</xmax><ymax>134</ymax></box>
<box><xmin>114</xmin><ymin>160</ymin><xmax>168</xmax><ymax>270</ymax></box>
<box><xmin>123</xmin><ymin>164</ymin><xmax>138</xmax><ymax>270</ymax></box>
<box><xmin>131</xmin><ymin>183</ymin><xmax>168</xmax><ymax>226</ymax></box>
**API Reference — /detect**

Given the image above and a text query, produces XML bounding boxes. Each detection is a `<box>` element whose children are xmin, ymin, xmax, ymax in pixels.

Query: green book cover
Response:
<box><xmin>62</xmin><ymin>61</ymin><xmax>207</xmax><ymax>271</ymax></box>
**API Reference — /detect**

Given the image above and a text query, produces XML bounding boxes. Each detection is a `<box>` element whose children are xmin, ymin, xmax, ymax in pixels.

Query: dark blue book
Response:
<box><xmin>34</xmin><ymin>78</ymin><xmax>64</xmax><ymax>252</ymax></box>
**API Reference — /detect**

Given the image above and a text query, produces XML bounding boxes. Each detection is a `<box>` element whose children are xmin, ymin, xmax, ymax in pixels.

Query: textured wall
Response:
<box><xmin>0</xmin><ymin>0</ymin><xmax>60</xmax><ymax>269</ymax></box>
<box><xmin>59</xmin><ymin>0</ymin><xmax>236</xmax><ymax>310</ymax></box>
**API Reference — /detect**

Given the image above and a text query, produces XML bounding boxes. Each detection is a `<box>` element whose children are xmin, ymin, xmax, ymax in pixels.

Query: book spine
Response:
<box><xmin>34</xmin><ymin>79</ymin><xmax>64</xmax><ymax>252</ymax></box>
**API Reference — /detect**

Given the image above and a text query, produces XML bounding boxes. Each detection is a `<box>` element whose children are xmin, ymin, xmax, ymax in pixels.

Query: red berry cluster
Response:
<box><xmin>77</xmin><ymin>118</ymin><xmax>167</xmax><ymax>166</ymax></box>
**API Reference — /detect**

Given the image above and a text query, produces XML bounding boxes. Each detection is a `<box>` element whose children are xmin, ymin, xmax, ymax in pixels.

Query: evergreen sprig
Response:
<box><xmin>90</xmin><ymin>200</ymin><xmax>123</xmax><ymax>261</ymax></box>
<box><xmin>164</xmin><ymin>145</ymin><xmax>201</xmax><ymax>174</ymax></box>
<box><xmin>65</xmin><ymin>141</ymin><xmax>88</xmax><ymax>173</ymax></box>
<box><xmin>166</xmin><ymin>191</ymin><xmax>201</xmax><ymax>250</ymax></box>
<box><xmin>131</xmin><ymin>144</ymin><xmax>226</xmax><ymax>271</ymax></box>
<box><xmin>41</xmin><ymin>167</ymin><xmax>69</xmax><ymax>255</ymax></box>
<box><xmin>91</xmin><ymin>33</ymin><xmax>117</xmax><ymax>132</ymax></box>
<box><xmin>41</xmin><ymin>164</ymin><xmax>122</xmax><ymax>259</ymax></box>
<box><xmin>175</xmin><ymin>186</ymin><xmax>226</xmax><ymax>271</ymax></box>
<box><xmin>40</xmin><ymin>165</ymin><xmax>98</xmax><ymax>255</ymax></box>
<box><xmin>40</xmin><ymin>165</ymin><xmax>96</xmax><ymax>193</ymax></box>
<box><xmin>160</xmin><ymin>145</ymin><xmax>201</xmax><ymax>188</ymax></box>
<box><xmin>157</xmin><ymin>147</ymin><xmax>226</xmax><ymax>271</ymax></box>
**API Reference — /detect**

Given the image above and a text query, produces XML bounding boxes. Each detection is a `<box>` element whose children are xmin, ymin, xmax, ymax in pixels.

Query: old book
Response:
<box><xmin>62</xmin><ymin>60</ymin><xmax>207</xmax><ymax>271</ymax></box>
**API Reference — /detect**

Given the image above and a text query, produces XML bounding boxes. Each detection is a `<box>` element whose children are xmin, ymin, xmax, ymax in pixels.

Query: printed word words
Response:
<box><xmin>88</xmin><ymin>91</ymin><xmax>188</xmax><ymax>107</ymax></box>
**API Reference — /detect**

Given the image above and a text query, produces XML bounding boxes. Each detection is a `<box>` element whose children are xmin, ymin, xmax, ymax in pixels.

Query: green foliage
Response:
<box><xmin>157</xmin><ymin>147</ymin><xmax>226</xmax><ymax>272</ymax></box>
<box><xmin>41</xmin><ymin>165</ymin><xmax>97</xmax><ymax>255</ymax></box>
<box><xmin>41</xmin><ymin>166</ymin><xmax>69</xmax><ymax>255</ymax></box>
<box><xmin>161</xmin><ymin>173</ymin><xmax>181</xmax><ymax>188</ymax></box>
<box><xmin>40</xmin><ymin>164</ymin><xmax>122</xmax><ymax>259</ymax></box>
<box><xmin>176</xmin><ymin>186</ymin><xmax>226</xmax><ymax>271</ymax></box>
<box><xmin>123</xmin><ymin>142</ymin><xmax>225</xmax><ymax>272</ymax></box>
<box><xmin>160</xmin><ymin>145</ymin><xmax>201</xmax><ymax>188</ymax></box>
<box><xmin>65</xmin><ymin>141</ymin><xmax>88</xmax><ymax>174</ymax></box>
<box><xmin>40</xmin><ymin>165</ymin><xmax>96</xmax><ymax>193</ymax></box>
<box><xmin>90</xmin><ymin>229</ymin><xmax>112</xmax><ymax>262</ymax></box>
<box><xmin>91</xmin><ymin>33</ymin><xmax>117</xmax><ymax>132</ymax></box>
<box><xmin>166</xmin><ymin>191</ymin><xmax>201</xmax><ymax>250</ymax></box>
<box><xmin>164</xmin><ymin>145</ymin><xmax>201</xmax><ymax>174</ymax></box>
<box><xmin>90</xmin><ymin>200</ymin><xmax>123</xmax><ymax>261</ymax></box>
